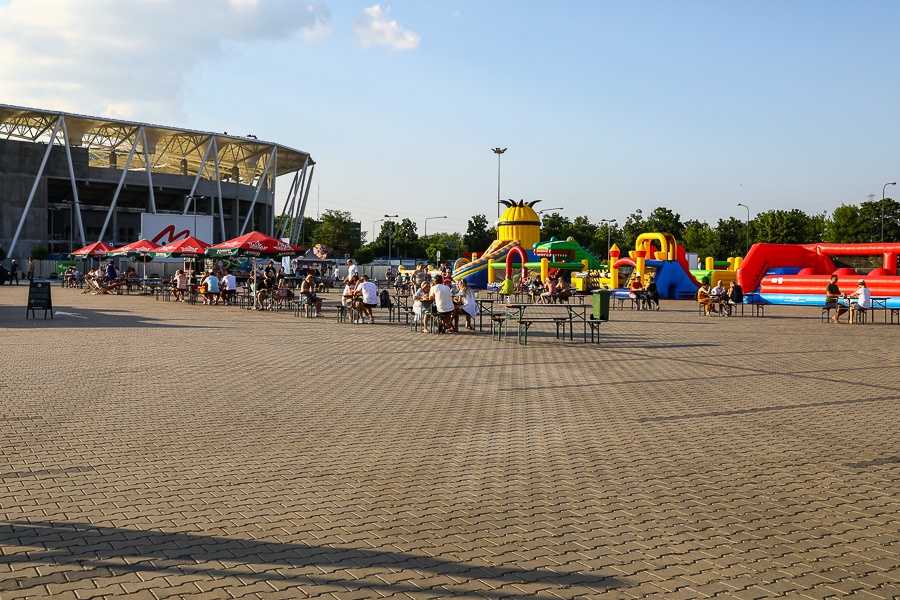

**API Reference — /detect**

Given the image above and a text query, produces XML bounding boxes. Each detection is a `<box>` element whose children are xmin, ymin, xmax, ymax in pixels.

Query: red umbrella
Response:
<box><xmin>206</xmin><ymin>231</ymin><xmax>302</xmax><ymax>258</ymax></box>
<box><xmin>108</xmin><ymin>239</ymin><xmax>161</xmax><ymax>255</ymax></box>
<box><xmin>150</xmin><ymin>236</ymin><xmax>211</xmax><ymax>258</ymax></box>
<box><xmin>70</xmin><ymin>241</ymin><xmax>114</xmax><ymax>257</ymax></box>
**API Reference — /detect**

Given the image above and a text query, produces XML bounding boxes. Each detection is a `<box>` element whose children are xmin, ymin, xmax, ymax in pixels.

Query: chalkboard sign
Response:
<box><xmin>26</xmin><ymin>281</ymin><xmax>53</xmax><ymax>319</ymax></box>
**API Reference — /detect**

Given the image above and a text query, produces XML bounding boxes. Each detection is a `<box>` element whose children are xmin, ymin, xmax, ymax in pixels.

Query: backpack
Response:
<box><xmin>379</xmin><ymin>289</ymin><xmax>393</xmax><ymax>308</ymax></box>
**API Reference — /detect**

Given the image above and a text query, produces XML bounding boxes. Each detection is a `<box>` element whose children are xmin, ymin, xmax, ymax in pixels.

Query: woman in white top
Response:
<box><xmin>453</xmin><ymin>279</ymin><xmax>478</xmax><ymax>331</ymax></box>
<box><xmin>412</xmin><ymin>281</ymin><xmax>431</xmax><ymax>327</ymax></box>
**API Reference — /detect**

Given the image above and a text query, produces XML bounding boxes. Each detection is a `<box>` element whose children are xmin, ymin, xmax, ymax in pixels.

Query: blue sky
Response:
<box><xmin>2</xmin><ymin>1</ymin><xmax>899</xmax><ymax>242</ymax></box>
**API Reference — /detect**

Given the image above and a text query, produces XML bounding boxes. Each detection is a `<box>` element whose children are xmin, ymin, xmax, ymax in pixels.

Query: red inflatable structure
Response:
<box><xmin>737</xmin><ymin>243</ymin><xmax>900</xmax><ymax>301</ymax></box>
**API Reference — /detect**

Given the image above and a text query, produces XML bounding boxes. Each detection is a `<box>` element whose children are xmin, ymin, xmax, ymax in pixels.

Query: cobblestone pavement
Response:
<box><xmin>1</xmin><ymin>285</ymin><xmax>899</xmax><ymax>599</ymax></box>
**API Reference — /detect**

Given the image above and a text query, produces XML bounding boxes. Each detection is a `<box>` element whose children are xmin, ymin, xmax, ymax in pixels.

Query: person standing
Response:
<box><xmin>26</xmin><ymin>257</ymin><xmax>35</xmax><ymax>282</ymax></box>
<box><xmin>9</xmin><ymin>259</ymin><xmax>19</xmax><ymax>284</ymax></box>
<box><xmin>346</xmin><ymin>258</ymin><xmax>358</xmax><ymax>282</ymax></box>
<box><xmin>104</xmin><ymin>260</ymin><xmax>117</xmax><ymax>285</ymax></box>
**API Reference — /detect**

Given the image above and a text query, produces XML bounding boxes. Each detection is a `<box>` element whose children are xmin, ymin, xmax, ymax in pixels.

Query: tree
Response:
<box><xmin>463</xmin><ymin>214</ymin><xmax>494</xmax><ymax>253</ymax></box>
<box><xmin>622</xmin><ymin>209</ymin><xmax>645</xmax><ymax>250</ymax></box>
<box><xmin>315</xmin><ymin>210</ymin><xmax>359</xmax><ymax>253</ymax></box>
<box><xmin>570</xmin><ymin>216</ymin><xmax>599</xmax><ymax>247</ymax></box>
<box><xmin>753</xmin><ymin>209</ymin><xmax>813</xmax><ymax>244</ymax></box>
<box><xmin>644</xmin><ymin>207</ymin><xmax>684</xmax><ymax>240</ymax></box>
<box><xmin>589</xmin><ymin>222</ymin><xmax>623</xmax><ymax>266</ymax></box>
<box><xmin>353</xmin><ymin>246</ymin><xmax>374</xmax><ymax>264</ymax></box>
<box><xmin>715</xmin><ymin>217</ymin><xmax>748</xmax><ymax>257</ymax></box>
<box><xmin>682</xmin><ymin>220</ymin><xmax>719</xmax><ymax>262</ymax></box>
<box><xmin>30</xmin><ymin>246</ymin><xmax>49</xmax><ymax>260</ymax></box>
<box><xmin>540</xmin><ymin>213</ymin><xmax>572</xmax><ymax>241</ymax></box>
<box><xmin>826</xmin><ymin>204</ymin><xmax>867</xmax><ymax>243</ymax></box>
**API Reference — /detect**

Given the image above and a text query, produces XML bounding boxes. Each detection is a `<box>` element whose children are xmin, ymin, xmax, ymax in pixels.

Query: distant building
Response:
<box><xmin>0</xmin><ymin>103</ymin><xmax>315</xmax><ymax>261</ymax></box>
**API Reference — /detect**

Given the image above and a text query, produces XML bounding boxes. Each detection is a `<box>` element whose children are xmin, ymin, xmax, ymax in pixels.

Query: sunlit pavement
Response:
<box><xmin>2</xmin><ymin>286</ymin><xmax>898</xmax><ymax>599</ymax></box>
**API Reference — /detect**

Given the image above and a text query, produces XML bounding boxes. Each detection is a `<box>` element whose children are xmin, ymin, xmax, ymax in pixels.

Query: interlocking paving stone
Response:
<box><xmin>2</xmin><ymin>287</ymin><xmax>900</xmax><ymax>598</ymax></box>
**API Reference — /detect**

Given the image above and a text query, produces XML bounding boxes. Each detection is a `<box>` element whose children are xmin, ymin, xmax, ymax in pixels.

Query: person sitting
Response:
<box><xmin>201</xmin><ymin>270</ymin><xmax>220</xmax><ymax>305</ymax></box>
<box><xmin>557</xmin><ymin>279</ymin><xmax>572</xmax><ymax>304</ymax></box>
<box><xmin>697</xmin><ymin>282</ymin><xmax>714</xmax><ymax>315</ymax></box>
<box><xmin>427</xmin><ymin>274</ymin><xmax>456</xmax><ymax>332</ymax></box>
<box><xmin>726</xmin><ymin>281</ymin><xmax>743</xmax><ymax>316</ymax></box>
<box><xmin>629</xmin><ymin>272</ymin><xmax>647</xmax><ymax>309</ymax></box>
<box><xmin>645</xmin><ymin>281</ymin><xmax>660</xmax><ymax>310</ymax></box>
<box><xmin>528</xmin><ymin>277</ymin><xmax>544</xmax><ymax>303</ymax></box>
<box><xmin>826</xmin><ymin>274</ymin><xmax>845</xmax><ymax>323</ymax></box>
<box><xmin>541</xmin><ymin>274</ymin><xmax>560</xmax><ymax>304</ymax></box>
<box><xmin>342</xmin><ymin>275</ymin><xmax>360</xmax><ymax>321</ymax></box>
<box><xmin>709</xmin><ymin>280</ymin><xmax>727</xmax><ymax>316</ymax></box>
<box><xmin>254</xmin><ymin>272</ymin><xmax>274</xmax><ymax>310</ymax></box>
<box><xmin>220</xmin><ymin>269</ymin><xmax>237</xmax><ymax>305</ymax></box>
<box><xmin>848</xmin><ymin>279</ymin><xmax>871</xmax><ymax>324</ymax></box>
<box><xmin>412</xmin><ymin>281</ymin><xmax>432</xmax><ymax>330</ymax></box>
<box><xmin>274</xmin><ymin>277</ymin><xmax>295</xmax><ymax>308</ymax></box>
<box><xmin>299</xmin><ymin>274</ymin><xmax>322</xmax><ymax>317</ymax></box>
<box><xmin>353</xmin><ymin>274</ymin><xmax>379</xmax><ymax>324</ymax></box>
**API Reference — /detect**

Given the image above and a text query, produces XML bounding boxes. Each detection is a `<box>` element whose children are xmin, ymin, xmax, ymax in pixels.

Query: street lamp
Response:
<box><xmin>424</xmin><ymin>215</ymin><xmax>447</xmax><ymax>239</ymax></box>
<box><xmin>186</xmin><ymin>195</ymin><xmax>206</xmax><ymax>237</ymax></box>
<box><xmin>492</xmin><ymin>147</ymin><xmax>507</xmax><ymax>218</ymax></box>
<box><xmin>882</xmin><ymin>182</ymin><xmax>897</xmax><ymax>242</ymax></box>
<box><xmin>46</xmin><ymin>207</ymin><xmax>60</xmax><ymax>256</ymax></box>
<box><xmin>385</xmin><ymin>214</ymin><xmax>399</xmax><ymax>272</ymax></box>
<box><xmin>61</xmin><ymin>199</ymin><xmax>75</xmax><ymax>253</ymax></box>
<box><xmin>736</xmin><ymin>202</ymin><xmax>750</xmax><ymax>254</ymax></box>
<box><xmin>372</xmin><ymin>218</ymin><xmax>384</xmax><ymax>245</ymax></box>
<box><xmin>600</xmin><ymin>218</ymin><xmax>616</xmax><ymax>266</ymax></box>
<box><xmin>537</xmin><ymin>207</ymin><xmax>564</xmax><ymax>215</ymax></box>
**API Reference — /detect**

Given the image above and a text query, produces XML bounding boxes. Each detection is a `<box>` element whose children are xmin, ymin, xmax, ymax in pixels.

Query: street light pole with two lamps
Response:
<box><xmin>424</xmin><ymin>216</ymin><xmax>447</xmax><ymax>240</ymax></box>
<box><xmin>384</xmin><ymin>214</ymin><xmax>399</xmax><ymax>273</ymax></box>
<box><xmin>492</xmin><ymin>147</ymin><xmax>507</xmax><ymax>218</ymax></box>
<box><xmin>736</xmin><ymin>202</ymin><xmax>751</xmax><ymax>255</ymax></box>
<box><xmin>600</xmin><ymin>218</ymin><xmax>616</xmax><ymax>266</ymax></box>
<box><xmin>882</xmin><ymin>182</ymin><xmax>897</xmax><ymax>242</ymax></box>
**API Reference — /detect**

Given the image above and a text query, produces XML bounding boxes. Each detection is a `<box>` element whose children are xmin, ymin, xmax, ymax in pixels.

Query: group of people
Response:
<box><xmin>497</xmin><ymin>272</ymin><xmax>572</xmax><ymax>304</ymax></box>
<box><xmin>697</xmin><ymin>279</ymin><xmax>742</xmax><ymax>316</ymax></box>
<box><xmin>825</xmin><ymin>274</ymin><xmax>870</xmax><ymax>324</ymax></box>
<box><xmin>410</xmin><ymin>274</ymin><xmax>477</xmax><ymax>333</ymax></box>
<box><xmin>6</xmin><ymin>258</ymin><xmax>35</xmax><ymax>284</ymax></box>
<box><xmin>629</xmin><ymin>272</ymin><xmax>660</xmax><ymax>310</ymax></box>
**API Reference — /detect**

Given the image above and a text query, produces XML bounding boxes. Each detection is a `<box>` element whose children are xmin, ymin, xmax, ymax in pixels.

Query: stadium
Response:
<box><xmin>0</xmin><ymin>103</ymin><xmax>315</xmax><ymax>262</ymax></box>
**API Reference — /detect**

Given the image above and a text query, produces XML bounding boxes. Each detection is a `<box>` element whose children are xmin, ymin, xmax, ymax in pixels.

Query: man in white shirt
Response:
<box><xmin>848</xmin><ymin>279</ymin><xmax>871</xmax><ymax>324</ymax></box>
<box><xmin>354</xmin><ymin>274</ymin><xmax>378</xmax><ymax>323</ymax></box>
<box><xmin>346</xmin><ymin>259</ymin><xmax>358</xmax><ymax>282</ymax></box>
<box><xmin>428</xmin><ymin>274</ymin><xmax>456</xmax><ymax>332</ymax></box>
<box><xmin>221</xmin><ymin>269</ymin><xmax>237</xmax><ymax>305</ymax></box>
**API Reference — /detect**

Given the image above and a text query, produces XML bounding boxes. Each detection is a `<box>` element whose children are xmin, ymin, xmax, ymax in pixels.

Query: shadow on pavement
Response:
<box><xmin>0</xmin><ymin>521</ymin><xmax>621</xmax><ymax>597</ymax></box>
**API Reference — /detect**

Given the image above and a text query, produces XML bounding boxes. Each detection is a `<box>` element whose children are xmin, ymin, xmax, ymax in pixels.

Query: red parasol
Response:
<box><xmin>206</xmin><ymin>231</ymin><xmax>302</xmax><ymax>258</ymax></box>
<box><xmin>70</xmin><ymin>241</ymin><xmax>114</xmax><ymax>257</ymax></box>
<box><xmin>108</xmin><ymin>239</ymin><xmax>161</xmax><ymax>256</ymax></box>
<box><xmin>150</xmin><ymin>236</ymin><xmax>211</xmax><ymax>258</ymax></box>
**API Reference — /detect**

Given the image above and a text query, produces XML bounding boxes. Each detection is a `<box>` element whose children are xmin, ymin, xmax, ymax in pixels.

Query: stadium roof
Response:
<box><xmin>0</xmin><ymin>103</ymin><xmax>314</xmax><ymax>184</ymax></box>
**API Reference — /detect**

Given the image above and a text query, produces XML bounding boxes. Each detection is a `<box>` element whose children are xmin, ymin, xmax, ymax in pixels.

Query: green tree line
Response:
<box><xmin>278</xmin><ymin>197</ymin><xmax>900</xmax><ymax>264</ymax></box>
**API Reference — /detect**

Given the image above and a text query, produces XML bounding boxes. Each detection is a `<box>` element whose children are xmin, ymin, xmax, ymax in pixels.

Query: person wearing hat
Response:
<box><xmin>847</xmin><ymin>279</ymin><xmax>871</xmax><ymax>324</ymax></box>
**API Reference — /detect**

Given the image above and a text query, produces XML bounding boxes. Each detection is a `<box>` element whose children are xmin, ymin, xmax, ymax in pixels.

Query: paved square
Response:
<box><xmin>2</xmin><ymin>286</ymin><xmax>899</xmax><ymax>599</ymax></box>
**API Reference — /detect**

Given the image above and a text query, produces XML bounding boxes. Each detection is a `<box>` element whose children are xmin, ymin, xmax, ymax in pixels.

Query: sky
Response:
<box><xmin>1</xmin><ymin>0</ymin><xmax>899</xmax><ymax>242</ymax></box>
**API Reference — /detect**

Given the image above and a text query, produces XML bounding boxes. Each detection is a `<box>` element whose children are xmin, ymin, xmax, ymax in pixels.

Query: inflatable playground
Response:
<box><xmin>451</xmin><ymin>198</ymin><xmax>900</xmax><ymax>308</ymax></box>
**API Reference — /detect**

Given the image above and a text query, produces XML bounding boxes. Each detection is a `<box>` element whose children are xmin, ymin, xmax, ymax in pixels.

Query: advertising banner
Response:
<box><xmin>140</xmin><ymin>214</ymin><xmax>214</xmax><ymax>248</ymax></box>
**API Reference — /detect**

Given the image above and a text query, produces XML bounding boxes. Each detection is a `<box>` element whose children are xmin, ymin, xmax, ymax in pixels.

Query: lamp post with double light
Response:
<box><xmin>424</xmin><ymin>215</ymin><xmax>447</xmax><ymax>240</ymax></box>
<box><xmin>736</xmin><ymin>202</ymin><xmax>750</xmax><ymax>254</ymax></box>
<box><xmin>385</xmin><ymin>214</ymin><xmax>399</xmax><ymax>273</ymax></box>
<box><xmin>492</xmin><ymin>147</ymin><xmax>507</xmax><ymax>218</ymax></box>
<box><xmin>600</xmin><ymin>218</ymin><xmax>616</xmax><ymax>267</ymax></box>
<box><xmin>882</xmin><ymin>182</ymin><xmax>897</xmax><ymax>242</ymax></box>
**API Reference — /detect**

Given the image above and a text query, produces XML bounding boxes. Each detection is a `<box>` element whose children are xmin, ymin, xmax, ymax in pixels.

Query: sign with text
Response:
<box><xmin>140</xmin><ymin>214</ymin><xmax>214</xmax><ymax>247</ymax></box>
<box><xmin>26</xmin><ymin>281</ymin><xmax>53</xmax><ymax>319</ymax></box>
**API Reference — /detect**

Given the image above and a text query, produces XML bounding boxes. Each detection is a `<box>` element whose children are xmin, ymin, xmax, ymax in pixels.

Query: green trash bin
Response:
<box><xmin>592</xmin><ymin>289</ymin><xmax>612</xmax><ymax>321</ymax></box>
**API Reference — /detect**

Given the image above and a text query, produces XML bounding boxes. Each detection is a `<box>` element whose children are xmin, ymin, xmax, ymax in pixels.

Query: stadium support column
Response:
<box><xmin>9</xmin><ymin>117</ymin><xmax>62</xmax><ymax>257</ymax></box>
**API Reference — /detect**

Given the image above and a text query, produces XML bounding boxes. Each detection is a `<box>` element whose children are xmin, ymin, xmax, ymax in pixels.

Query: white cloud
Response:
<box><xmin>0</xmin><ymin>0</ymin><xmax>332</xmax><ymax>122</ymax></box>
<box><xmin>353</xmin><ymin>4</ymin><xmax>420</xmax><ymax>50</ymax></box>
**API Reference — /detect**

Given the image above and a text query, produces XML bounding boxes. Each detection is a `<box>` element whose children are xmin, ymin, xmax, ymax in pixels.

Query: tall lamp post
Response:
<box><xmin>424</xmin><ymin>215</ymin><xmax>447</xmax><ymax>240</ymax></box>
<box><xmin>882</xmin><ymin>182</ymin><xmax>897</xmax><ymax>242</ymax></box>
<box><xmin>372</xmin><ymin>218</ymin><xmax>384</xmax><ymax>246</ymax></box>
<box><xmin>736</xmin><ymin>202</ymin><xmax>750</xmax><ymax>255</ymax></box>
<box><xmin>61</xmin><ymin>199</ymin><xmax>75</xmax><ymax>253</ymax></box>
<box><xmin>537</xmin><ymin>207</ymin><xmax>564</xmax><ymax>215</ymax></box>
<box><xmin>492</xmin><ymin>147</ymin><xmax>507</xmax><ymax>218</ymax></box>
<box><xmin>385</xmin><ymin>214</ymin><xmax>399</xmax><ymax>273</ymax></box>
<box><xmin>600</xmin><ymin>218</ymin><xmax>616</xmax><ymax>266</ymax></box>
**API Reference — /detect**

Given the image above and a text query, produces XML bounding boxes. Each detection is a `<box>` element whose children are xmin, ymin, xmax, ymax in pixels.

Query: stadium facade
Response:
<box><xmin>0</xmin><ymin>103</ymin><xmax>315</xmax><ymax>261</ymax></box>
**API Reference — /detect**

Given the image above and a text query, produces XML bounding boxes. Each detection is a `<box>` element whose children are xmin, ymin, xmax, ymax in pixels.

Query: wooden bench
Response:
<box><xmin>586</xmin><ymin>319</ymin><xmax>605</xmax><ymax>344</ymax></box>
<box><xmin>515</xmin><ymin>317</ymin><xmax>569</xmax><ymax>345</ymax></box>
